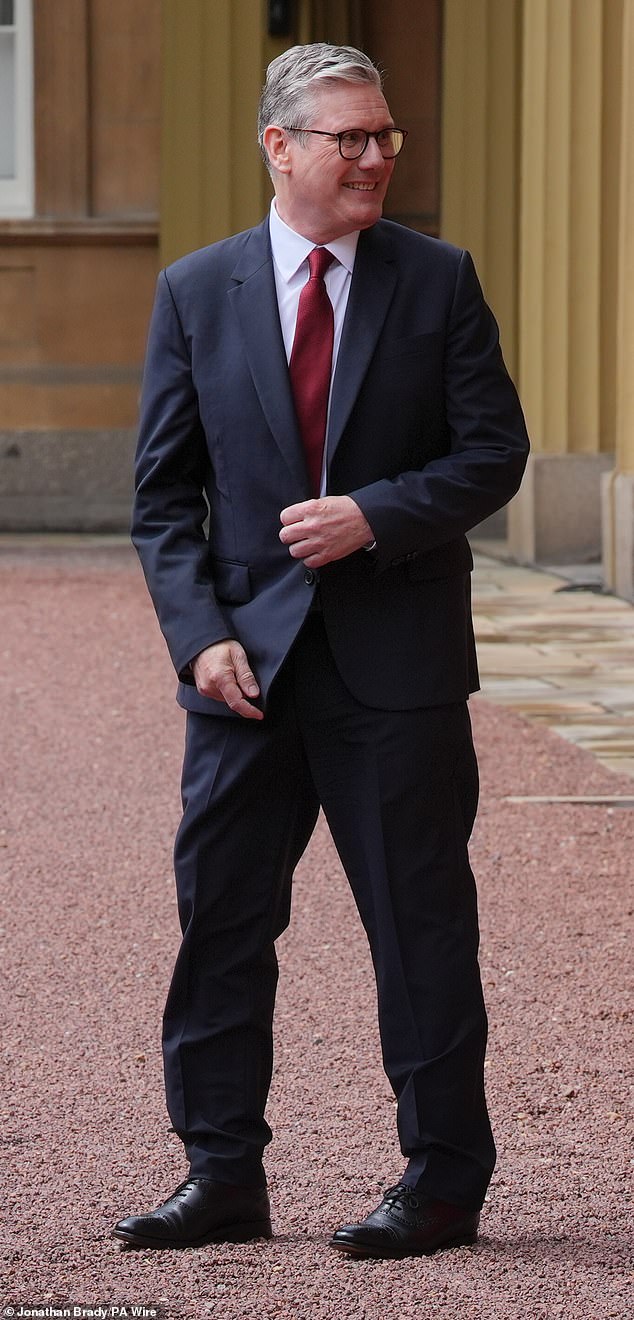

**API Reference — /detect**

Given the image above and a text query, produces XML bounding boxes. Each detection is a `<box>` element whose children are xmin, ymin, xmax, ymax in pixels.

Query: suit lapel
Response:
<box><xmin>327</xmin><ymin>223</ymin><xmax>398</xmax><ymax>471</ymax></box>
<box><xmin>228</xmin><ymin>219</ymin><xmax>398</xmax><ymax>492</ymax></box>
<box><xmin>228</xmin><ymin>220</ymin><xmax>309</xmax><ymax>494</ymax></box>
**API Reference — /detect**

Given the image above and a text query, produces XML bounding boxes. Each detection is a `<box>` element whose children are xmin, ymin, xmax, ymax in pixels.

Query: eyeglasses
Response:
<box><xmin>283</xmin><ymin>127</ymin><xmax>408</xmax><ymax>160</ymax></box>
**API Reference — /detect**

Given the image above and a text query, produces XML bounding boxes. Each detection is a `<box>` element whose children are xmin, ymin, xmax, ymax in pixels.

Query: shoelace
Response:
<box><xmin>171</xmin><ymin>1179</ymin><xmax>200</xmax><ymax>1204</ymax></box>
<box><xmin>382</xmin><ymin>1183</ymin><xmax>422</xmax><ymax>1212</ymax></box>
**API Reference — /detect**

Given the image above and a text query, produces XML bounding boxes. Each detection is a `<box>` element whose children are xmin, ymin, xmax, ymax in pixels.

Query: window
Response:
<box><xmin>0</xmin><ymin>0</ymin><xmax>33</xmax><ymax>216</ymax></box>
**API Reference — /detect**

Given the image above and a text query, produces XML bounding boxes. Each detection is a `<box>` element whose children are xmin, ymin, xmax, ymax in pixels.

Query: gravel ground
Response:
<box><xmin>0</xmin><ymin>546</ymin><xmax>631</xmax><ymax>1319</ymax></box>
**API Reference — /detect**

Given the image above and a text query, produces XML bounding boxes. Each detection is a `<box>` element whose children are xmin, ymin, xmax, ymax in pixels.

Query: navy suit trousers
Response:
<box><xmin>163</xmin><ymin>613</ymin><xmax>496</xmax><ymax>1209</ymax></box>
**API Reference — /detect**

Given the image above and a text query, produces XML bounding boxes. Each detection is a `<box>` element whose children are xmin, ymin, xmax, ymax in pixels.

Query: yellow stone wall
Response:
<box><xmin>160</xmin><ymin>0</ymin><xmax>291</xmax><ymax>265</ymax></box>
<box><xmin>440</xmin><ymin>0</ymin><xmax>521</xmax><ymax>376</ymax></box>
<box><xmin>442</xmin><ymin>0</ymin><xmax>634</xmax><ymax>582</ymax></box>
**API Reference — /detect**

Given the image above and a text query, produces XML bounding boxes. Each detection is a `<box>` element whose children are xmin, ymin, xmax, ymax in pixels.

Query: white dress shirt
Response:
<box><xmin>269</xmin><ymin>199</ymin><xmax>360</xmax><ymax>495</ymax></box>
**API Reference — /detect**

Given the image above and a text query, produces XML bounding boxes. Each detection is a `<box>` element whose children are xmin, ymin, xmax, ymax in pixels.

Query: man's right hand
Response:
<box><xmin>191</xmin><ymin>640</ymin><xmax>264</xmax><ymax>720</ymax></box>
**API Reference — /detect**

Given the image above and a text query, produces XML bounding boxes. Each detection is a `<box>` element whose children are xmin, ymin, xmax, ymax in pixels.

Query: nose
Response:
<box><xmin>358</xmin><ymin>135</ymin><xmax>386</xmax><ymax>169</ymax></box>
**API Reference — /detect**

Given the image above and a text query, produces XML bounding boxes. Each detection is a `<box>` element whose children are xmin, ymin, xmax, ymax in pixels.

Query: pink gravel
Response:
<box><xmin>0</xmin><ymin>544</ymin><xmax>631</xmax><ymax>1319</ymax></box>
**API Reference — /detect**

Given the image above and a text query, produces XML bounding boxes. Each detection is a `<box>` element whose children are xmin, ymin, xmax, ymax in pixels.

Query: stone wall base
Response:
<box><xmin>0</xmin><ymin>430</ymin><xmax>136</xmax><ymax>532</ymax></box>
<box><xmin>508</xmin><ymin>452</ymin><xmax>614</xmax><ymax>564</ymax></box>
<box><xmin>602</xmin><ymin>470</ymin><xmax>634</xmax><ymax>601</ymax></box>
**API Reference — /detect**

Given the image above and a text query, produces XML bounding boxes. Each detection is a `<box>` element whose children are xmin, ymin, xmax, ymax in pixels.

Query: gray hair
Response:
<box><xmin>257</xmin><ymin>43</ymin><xmax>383</xmax><ymax>171</ymax></box>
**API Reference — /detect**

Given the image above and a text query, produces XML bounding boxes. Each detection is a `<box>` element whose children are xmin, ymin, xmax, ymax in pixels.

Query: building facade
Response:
<box><xmin>1</xmin><ymin>0</ymin><xmax>633</xmax><ymax>597</ymax></box>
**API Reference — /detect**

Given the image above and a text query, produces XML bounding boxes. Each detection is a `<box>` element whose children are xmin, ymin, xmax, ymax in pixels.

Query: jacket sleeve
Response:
<box><xmin>131</xmin><ymin>269</ymin><xmax>232</xmax><ymax>681</ymax></box>
<box><xmin>349</xmin><ymin>248</ymin><xmax>530</xmax><ymax>572</ymax></box>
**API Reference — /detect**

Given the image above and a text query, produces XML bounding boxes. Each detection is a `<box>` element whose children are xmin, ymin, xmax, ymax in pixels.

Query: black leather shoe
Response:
<box><xmin>112</xmin><ymin>1178</ymin><xmax>272</xmax><ymax>1249</ymax></box>
<box><xmin>330</xmin><ymin>1183</ymin><xmax>479</xmax><ymax>1259</ymax></box>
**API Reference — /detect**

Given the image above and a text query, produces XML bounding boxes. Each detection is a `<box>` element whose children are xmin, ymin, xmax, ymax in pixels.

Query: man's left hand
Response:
<box><xmin>279</xmin><ymin>497</ymin><xmax>374</xmax><ymax>568</ymax></box>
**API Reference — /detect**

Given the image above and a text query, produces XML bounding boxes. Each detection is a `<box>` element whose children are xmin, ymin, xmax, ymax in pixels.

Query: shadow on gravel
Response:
<box><xmin>480</xmin><ymin>1231</ymin><xmax>630</xmax><ymax>1264</ymax></box>
<box><xmin>274</xmin><ymin>1231</ymin><xmax>629</xmax><ymax>1268</ymax></box>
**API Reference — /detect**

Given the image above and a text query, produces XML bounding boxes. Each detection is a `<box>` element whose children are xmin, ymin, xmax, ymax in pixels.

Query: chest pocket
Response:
<box><xmin>379</xmin><ymin>331</ymin><xmax>443</xmax><ymax>360</ymax></box>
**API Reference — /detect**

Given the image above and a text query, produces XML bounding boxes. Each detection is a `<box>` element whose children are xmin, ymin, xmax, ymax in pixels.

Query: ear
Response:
<box><xmin>263</xmin><ymin>125</ymin><xmax>292</xmax><ymax>175</ymax></box>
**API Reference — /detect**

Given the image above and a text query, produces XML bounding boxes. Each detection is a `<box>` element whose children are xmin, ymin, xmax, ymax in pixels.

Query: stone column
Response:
<box><xmin>441</xmin><ymin>0</ymin><xmax>521</xmax><ymax>375</ymax></box>
<box><xmin>508</xmin><ymin>0</ymin><xmax>612</xmax><ymax>564</ymax></box>
<box><xmin>160</xmin><ymin>0</ymin><xmax>281</xmax><ymax>266</ymax></box>
<box><xmin>603</xmin><ymin>0</ymin><xmax>634</xmax><ymax>599</ymax></box>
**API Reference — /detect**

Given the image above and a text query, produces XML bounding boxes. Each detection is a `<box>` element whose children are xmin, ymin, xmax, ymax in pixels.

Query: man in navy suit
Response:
<box><xmin>114</xmin><ymin>43</ymin><xmax>529</xmax><ymax>1258</ymax></box>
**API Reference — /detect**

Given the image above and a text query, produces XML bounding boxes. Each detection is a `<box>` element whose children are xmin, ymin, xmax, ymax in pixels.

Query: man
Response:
<box><xmin>114</xmin><ymin>43</ymin><xmax>529</xmax><ymax>1259</ymax></box>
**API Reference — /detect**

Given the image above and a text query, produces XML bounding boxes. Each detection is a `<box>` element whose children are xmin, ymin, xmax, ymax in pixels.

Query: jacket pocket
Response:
<box><xmin>210</xmin><ymin>557</ymin><xmax>252</xmax><ymax>603</ymax></box>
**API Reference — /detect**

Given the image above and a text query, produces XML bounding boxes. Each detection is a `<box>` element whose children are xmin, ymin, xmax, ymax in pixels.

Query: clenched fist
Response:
<box><xmin>279</xmin><ymin>496</ymin><xmax>374</xmax><ymax>567</ymax></box>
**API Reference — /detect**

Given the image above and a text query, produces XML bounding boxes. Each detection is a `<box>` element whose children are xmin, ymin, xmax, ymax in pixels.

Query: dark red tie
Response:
<box><xmin>289</xmin><ymin>247</ymin><xmax>335</xmax><ymax>496</ymax></box>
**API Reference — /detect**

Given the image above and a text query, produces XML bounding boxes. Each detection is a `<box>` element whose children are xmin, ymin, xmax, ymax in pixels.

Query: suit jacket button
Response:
<box><xmin>304</xmin><ymin>569</ymin><xmax>316</xmax><ymax>586</ymax></box>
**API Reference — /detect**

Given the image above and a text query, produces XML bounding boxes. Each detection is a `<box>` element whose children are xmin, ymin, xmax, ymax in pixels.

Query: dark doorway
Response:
<box><xmin>355</xmin><ymin>0</ymin><xmax>442</xmax><ymax>235</ymax></box>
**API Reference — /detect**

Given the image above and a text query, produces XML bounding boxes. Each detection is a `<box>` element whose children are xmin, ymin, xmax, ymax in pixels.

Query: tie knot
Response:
<box><xmin>308</xmin><ymin>247</ymin><xmax>334</xmax><ymax>281</ymax></box>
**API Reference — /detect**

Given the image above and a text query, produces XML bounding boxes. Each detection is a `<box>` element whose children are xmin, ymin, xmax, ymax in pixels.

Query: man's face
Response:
<box><xmin>271</xmin><ymin>81</ymin><xmax>396</xmax><ymax>243</ymax></box>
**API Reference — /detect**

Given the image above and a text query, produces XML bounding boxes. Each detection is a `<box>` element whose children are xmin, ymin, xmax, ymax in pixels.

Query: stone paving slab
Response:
<box><xmin>477</xmin><ymin>649</ymin><xmax>598</xmax><ymax>676</ymax></box>
<box><xmin>476</xmin><ymin>678</ymin><xmax>557</xmax><ymax>697</ymax></box>
<box><xmin>599</xmin><ymin>756</ymin><xmax>634</xmax><ymax>775</ymax></box>
<box><xmin>530</xmin><ymin>707</ymin><xmax>628</xmax><ymax>728</ymax></box>
<box><xmin>511</xmin><ymin>700</ymin><xmax>606</xmax><ymax>719</ymax></box>
<box><xmin>473</xmin><ymin>547</ymin><xmax>634</xmax><ymax>780</ymax></box>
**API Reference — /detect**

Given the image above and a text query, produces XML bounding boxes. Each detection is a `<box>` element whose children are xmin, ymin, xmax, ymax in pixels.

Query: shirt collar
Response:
<box><xmin>269</xmin><ymin>199</ymin><xmax>359</xmax><ymax>281</ymax></box>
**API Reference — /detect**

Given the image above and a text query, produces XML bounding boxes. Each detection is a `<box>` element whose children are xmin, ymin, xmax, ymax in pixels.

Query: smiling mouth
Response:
<box><xmin>343</xmin><ymin>182</ymin><xmax>377</xmax><ymax>191</ymax></box>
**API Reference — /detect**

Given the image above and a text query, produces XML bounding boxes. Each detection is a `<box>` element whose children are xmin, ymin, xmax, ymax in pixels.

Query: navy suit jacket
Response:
<box><xmin>132</xmin><ymin>217</ymin><xmax>529</xmax><ymax>715</ymax></box>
